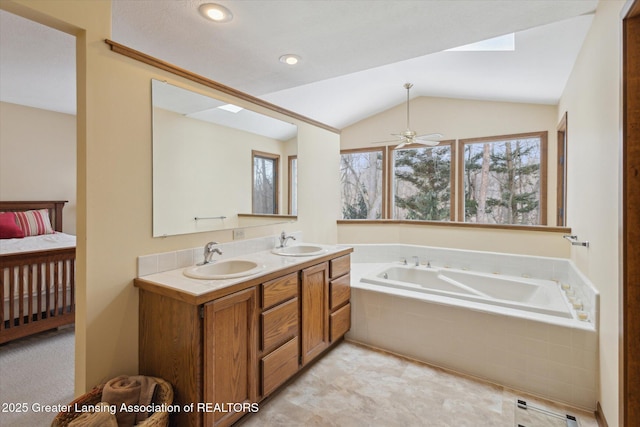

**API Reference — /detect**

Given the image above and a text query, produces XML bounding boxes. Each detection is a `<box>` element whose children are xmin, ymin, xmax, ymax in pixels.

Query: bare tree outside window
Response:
<box><xmin>340</xmin><ymin>149</ymin><xmax>384</xmax><ymax>219</ymax></box>
<box><xmin>462</xmin><ymin>133</ymin><xmax>546</xmax><ymax>225</ymax></box>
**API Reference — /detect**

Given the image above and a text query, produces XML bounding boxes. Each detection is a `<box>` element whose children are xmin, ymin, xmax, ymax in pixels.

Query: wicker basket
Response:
<box><xmin>51</xmin><ymin>377</ymin><xmax>173</xmax><ymax>427</ymax></box>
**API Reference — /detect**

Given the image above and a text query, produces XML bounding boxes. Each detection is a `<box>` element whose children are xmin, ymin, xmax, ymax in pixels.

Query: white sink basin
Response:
<box><xmin>183</xmin><ymin>259</ymin><xmax>264</xmax><ymax>280</ymax></box>
<box><xmin>271</xmin><ymin>245</ymin><xmax>327</xmax><ymax>257</ymax></box>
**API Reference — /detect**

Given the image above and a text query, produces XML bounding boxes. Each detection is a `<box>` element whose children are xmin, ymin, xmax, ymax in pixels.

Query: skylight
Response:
<box><xmin>446</xmin><ymin>33</ymin><xmax>515</xmax><ymax>52</ymax></box>
<box><xmin>217</xmin><ymin>103</ymin><xmax>244</xmax><ymax>113</ymax></box>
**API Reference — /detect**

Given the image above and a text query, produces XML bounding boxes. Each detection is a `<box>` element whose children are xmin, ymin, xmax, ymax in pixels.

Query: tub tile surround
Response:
<box><xmin>347</xmin><ymin>244</ymin><xmax>599</xmax><ymax>410</ymax></box>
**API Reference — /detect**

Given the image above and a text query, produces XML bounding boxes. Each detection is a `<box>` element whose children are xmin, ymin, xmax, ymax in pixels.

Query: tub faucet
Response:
<box><xmin>279</xmin><ymin>231</ymin><xmax>296</xmax><ymax>248</ymax></box>
<box><xmin>412</xmin><ymin>256</ymin><xmax>420</xmax><ymax>266</ymax></box>
<box><xmin>202</xmin><ymin>241</ymin><xmax>222</xmax><ymax>264</ymax></box>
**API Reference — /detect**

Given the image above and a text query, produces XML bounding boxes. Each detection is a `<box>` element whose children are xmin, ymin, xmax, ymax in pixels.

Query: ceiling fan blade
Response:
<box><xmin>416</xmin><ymin>132</ymin><xmax>444</xmax><ymax>140</ymax></box>
<box><xmin>412</xmin><ymin>139</ymin><xmax>440</xmax><ymax>147</ymax></box>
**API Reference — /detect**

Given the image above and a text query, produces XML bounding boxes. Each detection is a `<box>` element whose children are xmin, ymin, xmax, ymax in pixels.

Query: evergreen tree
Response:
<box><xmin>393</xmin><ymin>146</ymin><xmax>451</xmax><ymax>221</ymax></box>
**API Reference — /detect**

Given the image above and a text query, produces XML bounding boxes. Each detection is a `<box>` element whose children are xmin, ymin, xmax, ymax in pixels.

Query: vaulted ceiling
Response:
<box><xmin>0</xmin><ymin>0</ymin><xmax>598</xmax><ymax>128</ymax></box>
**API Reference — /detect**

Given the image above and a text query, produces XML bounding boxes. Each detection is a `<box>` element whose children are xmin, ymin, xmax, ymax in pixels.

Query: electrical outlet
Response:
<box><xmin>233</xmin><ymin>229</ymin><xmax>245</xmax><ymax>240</ymax></box>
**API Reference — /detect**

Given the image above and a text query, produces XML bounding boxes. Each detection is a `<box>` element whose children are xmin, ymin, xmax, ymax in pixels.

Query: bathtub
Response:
<box><xmin>347</xmin><ymin>244</ymin><xmax>599</xmax><ymax>410</ymax></box>
<box><xmin>361</xmin><ymin>264</ymin><xmax>573</xmax><ymax>319</ymax></box>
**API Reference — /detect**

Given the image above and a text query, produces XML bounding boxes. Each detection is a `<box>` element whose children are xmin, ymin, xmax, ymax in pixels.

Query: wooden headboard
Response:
<box><xmin>0</xmin><ymin>200</ymin><xmax>68</xmax><ymax>232</ymax></box>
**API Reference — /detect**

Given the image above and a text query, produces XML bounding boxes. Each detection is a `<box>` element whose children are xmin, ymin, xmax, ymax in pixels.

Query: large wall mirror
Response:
<box><xmin>151</xmin><ymin>79</ymin><xmax>298</xmax><ymax>237</ymax></box>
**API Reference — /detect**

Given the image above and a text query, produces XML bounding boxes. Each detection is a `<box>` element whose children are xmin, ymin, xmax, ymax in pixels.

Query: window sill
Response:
<box><xmin>336</xmin><ymin>219</ymin><xmax>571</xmax><ymax>233</ymax></box>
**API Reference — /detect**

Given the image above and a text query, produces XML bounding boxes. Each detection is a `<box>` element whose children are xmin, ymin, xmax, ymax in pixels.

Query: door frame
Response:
<box><xmin>622</xmin><ymin>0</ymin><xmax>640</xmax><ymax>425</ymax></box>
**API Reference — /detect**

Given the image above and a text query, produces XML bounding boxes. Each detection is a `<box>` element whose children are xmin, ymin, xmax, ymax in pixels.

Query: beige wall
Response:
<box><xmin>339</xmin><ymin>96</ymin><xmax>569</xmax><ymax>257</ymax></box>
<box><xmin>1</xmin><ymin>0</ymin><xmax>339</xmax><ymax>394</ymax></box>
<box><xmin>558</xmin><ymin>1</ymin><xmax>625</xmax><ymax>425</ymax></box>
<box><xmin>0</xmin><ymin>101</ymin><xmax>77</xmax><ymax>233</ymax></box>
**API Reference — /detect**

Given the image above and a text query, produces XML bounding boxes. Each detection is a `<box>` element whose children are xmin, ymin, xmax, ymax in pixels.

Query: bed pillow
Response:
<box><xmin>14</xmin><ymin>209</ymin><xmax>55</xmax><ymax>236</ymax></box>
<box><xmin>0</xmin><ymin>212</ymin><xmax>25</xmax><ymax>239</ymax></box>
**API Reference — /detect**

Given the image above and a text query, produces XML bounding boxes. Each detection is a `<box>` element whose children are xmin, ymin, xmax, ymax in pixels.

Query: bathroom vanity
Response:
<box><xmin>134</xmin><ymin>246</ymin><xmax>352</xmax><ymax>427</ymax></box>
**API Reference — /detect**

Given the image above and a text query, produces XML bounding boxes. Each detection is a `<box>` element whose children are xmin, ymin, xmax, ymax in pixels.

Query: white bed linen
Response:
<box><xmin>0</xmin><ymin>232</ymin><xmax>76</xmax><ymax>255</ymax></box>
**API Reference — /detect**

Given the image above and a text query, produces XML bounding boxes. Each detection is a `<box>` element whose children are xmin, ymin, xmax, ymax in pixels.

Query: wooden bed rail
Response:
<box><xmin>0</xmin><ymin>248</ymin><xmax>75</xmax><ymax>344</ymax></box>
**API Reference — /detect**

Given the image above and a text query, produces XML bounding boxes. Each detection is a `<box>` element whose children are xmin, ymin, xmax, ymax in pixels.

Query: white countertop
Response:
<box><xmin>137</xmin><ymin>244</ymin><xmax>351</xmax><ymax>297</ymax></box>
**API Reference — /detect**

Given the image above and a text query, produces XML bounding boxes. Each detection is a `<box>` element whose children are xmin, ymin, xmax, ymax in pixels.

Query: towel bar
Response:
<box><xmin>563</xmin><ymin>235</ymin><xmax>589</xmax><ymax>248</ymax></box>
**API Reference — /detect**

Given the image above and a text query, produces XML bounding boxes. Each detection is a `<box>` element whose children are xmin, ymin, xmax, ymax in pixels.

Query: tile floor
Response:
<box><xmin>241</xmin><ymin>341</ymin><xmax>598</xmax><ymax>427</ymax></box>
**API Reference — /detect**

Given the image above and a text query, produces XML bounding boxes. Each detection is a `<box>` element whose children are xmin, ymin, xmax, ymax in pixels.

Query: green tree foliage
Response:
<box><xmin>393</xmin><ymin>146</ymin><xmax>451</xmax><ymax>221</ymax></box>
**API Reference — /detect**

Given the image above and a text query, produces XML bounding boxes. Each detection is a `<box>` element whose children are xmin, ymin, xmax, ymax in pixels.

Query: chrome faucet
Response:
<box><xmin>412</xmin><ymin>256</ymin><xmax>420</xmax><ymax>266</ymax></box>
<box><xmin>279</xmin><ymin>231</ymin><xmax>296</xmax><ymax>248</ymax></box>
<box><xmin>202</xmin><ymin>241</ymin><xmax>222</xmax><ymax>264</ymax></box>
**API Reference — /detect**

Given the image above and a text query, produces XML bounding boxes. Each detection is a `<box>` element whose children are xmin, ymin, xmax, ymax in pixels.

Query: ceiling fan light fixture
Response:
<box><xmin>370</xmin><ymin>83</ymin><xmax>444</xmax><ymax>147</ymax></box>
<box><xmin>199</xmin><ymin>3</ymin><xmax>233</xmax><ymax>23</ymax></box>
<box><xmin>279</xmin><ymin>54</ymin><xmax>301</xmax><ymax>65</ymax></box>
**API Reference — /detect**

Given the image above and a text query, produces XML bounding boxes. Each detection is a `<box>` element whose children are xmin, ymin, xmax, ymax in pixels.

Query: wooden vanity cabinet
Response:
<box><xmin>136</xmin><ymin>249</ymin><xmax>352</xmax><ymax>427</ymax></box>
<box><xmin>329</xmin><ymin>255</ymin><xmax>351</xmax><ymax>342</ymax></box>
<box><xmin>203</xmin><ymin>287</ymin><xmax>258</xmax><ymax>427</ymax></box>
<box><xmin>300</xmin><ymin>262</ymin><xmax>330</xmax><ymax>366</ymax></box>
<box><xmin>259</xmin><ymin>273</ymin><xmax>300</xmax><ymax>398</ymax></box>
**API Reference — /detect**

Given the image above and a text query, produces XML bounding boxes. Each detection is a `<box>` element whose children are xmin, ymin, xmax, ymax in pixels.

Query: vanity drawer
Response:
<box><xmin>330</xmin><ymin>274</ymin><xmax>351</xmax><ymax>310</ymax></box>
<box><xmin>261</xmin><ymin>337</ymin><xmax>299</xmax><ymax>397</ymax></box>
<box><xmin>330</xmin><ymin>303</ymin><xmax>351</xmax><ymax>342</ymax></box>
<box><xmin>262</xmin><ymin>297</ymin><xmax>298</xmax><ymax>353</ymax></box>
<box><xmin>262</xmin><ymin>272</ymin><xmax>299</xmax><ymax>309</ymax></box>
<box><xmin>330</xmin><ymin>255</ymin><xmax>350</xmax><ymax>279</ymax></box>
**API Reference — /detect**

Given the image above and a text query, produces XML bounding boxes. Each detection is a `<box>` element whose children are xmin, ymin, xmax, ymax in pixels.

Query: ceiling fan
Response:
<box><xmin>374</xmin><ymin>83</ymin><xmax>443</xmax><ymax>149</ymax></box>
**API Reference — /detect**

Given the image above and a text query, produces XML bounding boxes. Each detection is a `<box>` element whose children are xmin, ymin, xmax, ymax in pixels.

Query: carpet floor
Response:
<box><xmin>0</xmin><ymin>326</ymin><xmax>75</xmax><ymax>427</ymax></box>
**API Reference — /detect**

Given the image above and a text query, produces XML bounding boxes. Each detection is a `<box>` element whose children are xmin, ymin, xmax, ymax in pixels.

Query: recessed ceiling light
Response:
<box><xmin>279</xmin><ymin>54</ymin><xmax>301</xmax><ymax>65</ymax></box>
<box><xmin>199</xmin><ymin>3</ymin><xmax>233</xmax><ymax>23</ymax></box>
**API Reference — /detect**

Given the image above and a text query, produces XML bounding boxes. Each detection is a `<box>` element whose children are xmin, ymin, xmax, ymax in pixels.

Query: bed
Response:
<box><xmin>0</xmin><ymin>201</ymin><xmax>76</xmax><ymax>344</ymax></box>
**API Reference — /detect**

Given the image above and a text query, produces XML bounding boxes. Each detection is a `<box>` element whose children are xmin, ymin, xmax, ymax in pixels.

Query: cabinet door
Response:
<box><xmin>300</xmin><ymin>262</ymin><xmax>329</xmax><ymax>366</ymax></box>
<box><xmin>204</xmin><ymin>287</ymin><xmax>257</xmax><ymax>427</ymax></box>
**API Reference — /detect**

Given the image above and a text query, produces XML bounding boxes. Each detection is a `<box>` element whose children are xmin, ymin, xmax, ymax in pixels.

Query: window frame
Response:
<box><xmin>556</xmin><ymin>113</ymin><xmax>568</xmax><ymax>227</ymax></box>
<box><xmin>457</xmin><ymin>131</ymin><xmax>548</xmax><ymax>225</ymax></box>
<box><xmin>251</xmin><ymin>150</ymin><xmax>280</xmax><ymax>215</ymax></box>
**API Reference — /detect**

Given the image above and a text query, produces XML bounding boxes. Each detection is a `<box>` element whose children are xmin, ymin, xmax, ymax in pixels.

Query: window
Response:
<box><xmin>339</xmin><ymin>131</ymin><xmax>549</xmax><ymax>227</ymax></box>
<box><xmin>340</xmin><ymin>148</ymin><xmax>385</xmax><ymax>219</ymax></box>
<box><xmin>459</xmin><ymin>132</ymin><xmax>547</xmax><ymax>225</ymax></box>
<box><xmin>252</xmin><ymin>150</ymin><xmax>279</xmax><ymax>214</ymax></box>
<box><xmin>392</xmin><ymin>142</ymin><xmax>455</xmax><ymax>221</ymax></box>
